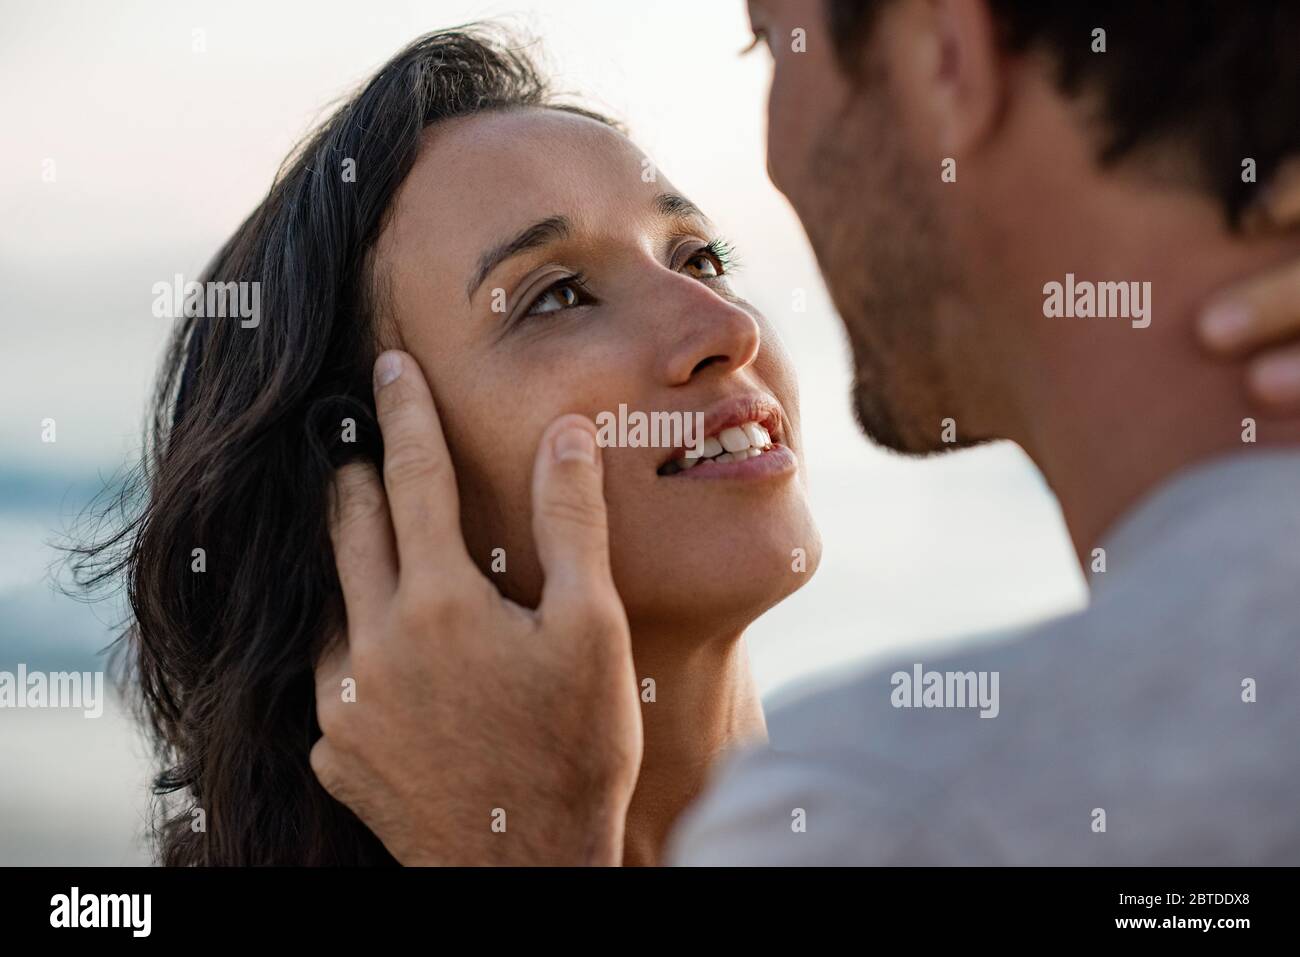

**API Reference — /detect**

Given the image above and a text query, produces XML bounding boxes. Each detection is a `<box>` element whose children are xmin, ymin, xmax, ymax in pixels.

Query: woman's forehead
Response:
<box><xmin>400</xmin><ymin>109</ymin><xmax>656</xmax><ymax>241</ymax></box>
<box><xmin>378</xmin><ymin>107</ymin><xmax>696</xmax><ymax>302</ymax></box>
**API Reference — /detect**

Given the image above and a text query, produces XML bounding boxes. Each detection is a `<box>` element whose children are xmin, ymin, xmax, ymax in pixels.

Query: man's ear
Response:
<box><xmin>924</xmin><ymin>0</ymin><xmax>1004</xmax><ymax>157</ymax></box>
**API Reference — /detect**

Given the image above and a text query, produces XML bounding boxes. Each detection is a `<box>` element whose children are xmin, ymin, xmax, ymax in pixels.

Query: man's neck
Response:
<box><xmin>973</xmin><ymin>173</ymin><xmax>1300</xmax><ymax>568</ymax></box>
<box><xmin>620</xmin><ymin>625</ymin><xmax>766</xmax><ymax>866</ymax></box>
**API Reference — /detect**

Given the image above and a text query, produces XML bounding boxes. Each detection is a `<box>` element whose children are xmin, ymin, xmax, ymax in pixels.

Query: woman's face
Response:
<box><xmin>374</xmin><ymin>107</ymin><xmax>820</xmax><ymax>633</ymax></box>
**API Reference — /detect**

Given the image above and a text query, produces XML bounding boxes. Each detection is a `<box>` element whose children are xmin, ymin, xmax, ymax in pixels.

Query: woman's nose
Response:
<box><xmin>661</xmin><ymin>278</ymin><xmax>762</xmax><ymax>385</ymax></box>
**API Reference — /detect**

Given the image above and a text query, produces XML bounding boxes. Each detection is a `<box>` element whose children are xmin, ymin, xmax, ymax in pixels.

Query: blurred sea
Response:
<box><xmin>0</xmin><ymin>468</ymin><xmax>153</xmax><ymax>865</ymax></box>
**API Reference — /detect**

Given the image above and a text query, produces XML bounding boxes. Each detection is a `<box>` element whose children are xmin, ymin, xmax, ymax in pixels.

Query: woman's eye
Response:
<box><xmin>525</xmin><ymin>277</ymin><xmax>590</xmax><ymax>317</ymax></box>
<box><xmin>682</xmin><ymin>251</ymin><xmax>722</xmax><ymax>279</ymax></box>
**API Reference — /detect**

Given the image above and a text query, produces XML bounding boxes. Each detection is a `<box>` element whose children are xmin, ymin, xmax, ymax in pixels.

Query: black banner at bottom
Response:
<box><xmin>0</xmin><ymin>866</ymin><xmax>1282</xmax><ymax>942</ymax></box>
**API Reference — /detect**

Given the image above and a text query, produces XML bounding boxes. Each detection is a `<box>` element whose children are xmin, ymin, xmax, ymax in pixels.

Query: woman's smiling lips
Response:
<box><xmin>666</xmin><ymin>442</ymin><xmax>797</xmax><ymax>480</ymax></box>
<box><xmin>655</xmin><ymin>392</ymin><xmax>798</xmax><ymax>481</ymax></box>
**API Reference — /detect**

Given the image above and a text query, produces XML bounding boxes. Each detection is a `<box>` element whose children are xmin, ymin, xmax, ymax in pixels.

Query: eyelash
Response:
<box><xmin>698</xmin><ymin>238</ymin><xmax>739</xmax><ymax>273</ymax></box>
<box><xmin>522</xmin><ymin>272</ymin><xmax>594</xmax><ymax>319</ymax></box>
<box><xmin>520</xmin><ymin>239</ymin><xmax>741</xmax><ymax>319</ymax></box>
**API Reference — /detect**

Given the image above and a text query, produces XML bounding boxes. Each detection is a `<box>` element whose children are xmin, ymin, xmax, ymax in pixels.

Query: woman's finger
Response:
<box><xmin>1260</xmin><ymin>157</ymin><xmax>1300</xmax><ymax>230</ymax></box>
<box><xmin>1242</xmin><ymin>158</ymin><xmax>1300</xmax><ymax>235</ymax></box>
<box><xmin>329</xmin><ymin>461</ymin><xmax>398</xmax><ymax>628</ymax></box>
<box><xmin>1198</xmin><ymin>261</ymin><xmax>1300</xmax><ymax>356</ymax></box>
<box><xmin>371</xmin><ymin>350</ymin><xmax>473</xmax><ymax>573</ymax></box>
<box><xmin>1247</xmin><ymin>342</ymin><xmax>1300</xmax><ymax>409</ymax></box>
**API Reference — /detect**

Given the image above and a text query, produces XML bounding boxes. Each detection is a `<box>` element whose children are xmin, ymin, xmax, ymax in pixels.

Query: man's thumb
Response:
<box><xmin>531</xmin><ymin>414</ymin><xmax>617</xmax><ymax>612</ymax></box>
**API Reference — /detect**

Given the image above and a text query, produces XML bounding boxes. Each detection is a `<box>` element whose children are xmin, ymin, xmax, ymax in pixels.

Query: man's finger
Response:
<box><xmin>1198</xmin><ymin>263</ymin><xmax>1300</xmax><ymax>356</ymax></box>
<box><xmin>372</xmin><ymin>350</ymin><xmax>471</xmax><ymax>571</ymax></box>
<box><xmin>530</xmin><ymin>414</ymin><xmax>619</xmax><ymax>623</ymax></box>
<box><xmin>329</xmin><ymin>461</ymin><xmax>398</xmax><ymax>628</ymax></box>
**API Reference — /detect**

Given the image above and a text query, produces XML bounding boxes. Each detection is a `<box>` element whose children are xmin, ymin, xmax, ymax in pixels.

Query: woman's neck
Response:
<box><xmin>620</xmin><ymin>630</ymin><xmax>766</xmax><ymax>866</ymax></box>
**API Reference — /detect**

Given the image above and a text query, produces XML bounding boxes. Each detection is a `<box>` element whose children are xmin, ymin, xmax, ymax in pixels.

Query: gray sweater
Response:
<box><xmin>670</xmin><ymin>450</ymin><xmax>1300</xmax><ymax>865</ymax></box>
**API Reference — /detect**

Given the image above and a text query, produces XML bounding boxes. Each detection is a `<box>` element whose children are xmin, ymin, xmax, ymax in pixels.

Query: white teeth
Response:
<box><xmin>718</xmin><ymin>427</ymin><xmax>750</xmax><ymax>453</ymax></box>
<box><xmin>662</xmin><ymin>420</ymin><xmax>775</xmax><ymax>474</ymax></box>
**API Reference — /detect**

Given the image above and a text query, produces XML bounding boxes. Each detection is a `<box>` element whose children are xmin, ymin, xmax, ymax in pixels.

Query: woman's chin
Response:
<box><xmin>614</xmin><ymin>535</ymin><xmax>820</xmax><ymax>638</ymax></box>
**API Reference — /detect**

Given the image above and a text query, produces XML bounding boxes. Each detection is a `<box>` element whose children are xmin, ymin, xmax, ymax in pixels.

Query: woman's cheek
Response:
<box><xmin>448</xmin><ymin>443</ymin><xmax>534</xmax><ymax>589</ymax></box>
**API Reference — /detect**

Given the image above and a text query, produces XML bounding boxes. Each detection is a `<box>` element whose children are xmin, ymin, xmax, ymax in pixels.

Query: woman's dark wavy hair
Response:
<box><xmin>72</xmin><ymin>27</ymin><xmax>617</xmax><ymax>865</ymax></box>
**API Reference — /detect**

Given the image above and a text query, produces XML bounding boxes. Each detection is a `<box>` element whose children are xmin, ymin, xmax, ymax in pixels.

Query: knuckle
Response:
<box><xmin>309</xmin><ymin>741</ymin><xmax>359</xmax><ymax>807</ymax></box>
<box><xmin>383</xmin><ymin>441</ymin><xmax>445</xmax><ymax>488</ymax></box>
<box><xmin>335</xmin><ymin>460</ymin><xmax>376</xmax><ymax>496</ymax></box>
<box><xmin>538</xmin><ymin>491</ymin><xmax>607</xmax><ymax>533</ymax></box>
<box><xmin>398</xmin><ymin>588</ymin><xmax>463</xmax><ymax>631</ymax></box>
<box><xmin>346</xmin><ymin>643</ymin><xmax>382</xmax><ymax>690</ymax></box>
<box><xmin>315</xmin><ymin>695</ymin><xmax>346</xmax><ymax>742</ymax></box>
<box><xmin>594</xmin><ymin>590</ymin><xmax>628</xmax><ymax>623</ymax></box>
<box><xmin>309</xmin><ymin>739</ymin><xmax>339</xmax><ymax>791</ymax></box>
<box><xmin>549</xmin><ymin>589</ymin><xmax>625</xmax><ymax>642</ymax></box>
<box><xmin>582</xmin><ymin>596</ymin><xmax>629</xmax><ymax>637</ymax></box>
<box><xmin>334</xmin><ymin>487</ymin><xmax>386</xmax><ymax>538</ymax></box>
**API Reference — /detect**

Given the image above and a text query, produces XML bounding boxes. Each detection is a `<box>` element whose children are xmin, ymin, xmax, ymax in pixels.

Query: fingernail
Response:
<box><xmin>554</xmin><ymin>426</ymin><xmax>597</xmax><ymax>464</ymax></box>
<box><xmin>374</xmin><ymin>352</ymin><xmax>403</xmax><ymax>389</ymax></box>
<box><xmin>1200</xmin><ymin>302</ymin><xmax>1252</xmax><ymax>349</ymax></box>
<box><xmin>1251</xmin><ymin>355</ymin><xmax>1300</xmax><ymax>402</ymax></box>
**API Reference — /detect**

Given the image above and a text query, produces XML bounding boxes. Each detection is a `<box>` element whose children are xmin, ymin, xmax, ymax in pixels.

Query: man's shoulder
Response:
<box><xmin>762</xmin><ymin>627</ymin><xmax>1038</xmax><ymax>756</ymax></box>
<box><xmin>668</xmin><ymin>630</ymin><xmax>1051</xmax><ymax>865</ymax></box>
<box><xmin>671</xmin><ymin>452</ymin><xmax>1300</xmax><ymax>864</ymax></box>
<box><xmin>673</xmin><ymin>594</ymin><xmax>1299</xmax><ymax>864</ymax></box>
<box><xmin>766</xmin><ymin>448</ymin><xmax>1300</xmax><ymax>762</ymax></box>
<box><xmin>669</xmin><ymin>452</ymin><xmax>1300</xmax><ymax>864</ymax></box>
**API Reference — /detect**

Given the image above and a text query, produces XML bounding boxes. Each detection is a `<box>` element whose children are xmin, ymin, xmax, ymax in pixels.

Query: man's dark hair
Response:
<box><xmin>825</xmin><ymin>0</ymin><xmax>1300</xmax><ymax>224</ymax></box>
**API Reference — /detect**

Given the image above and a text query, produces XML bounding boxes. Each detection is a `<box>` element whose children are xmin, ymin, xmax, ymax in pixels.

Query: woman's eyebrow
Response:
<box><xmin>467</xmin><ymin>215</ymin><xmax>571</xmax><ymax>302</ymax></box>
<box><xmin>466</xmin><ymin>196</ymin><xmax>707</xmax><ymax>303</ymax></box>
<box><xmin>655</xmin><ymin>191</ymin><xmax>709</xmax><ymax>224</ymax></box>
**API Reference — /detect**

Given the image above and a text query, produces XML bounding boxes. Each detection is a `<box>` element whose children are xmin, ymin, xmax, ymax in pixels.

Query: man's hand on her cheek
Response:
<box><xmin>1199</xmin><ymin>159</ymin><xmax>1300</xmax><ymax>409</ymax></box>
<box><xmin>310</xmin><ymin>350</ymin><xmax>642</xmax><ymax>866</ymax></box>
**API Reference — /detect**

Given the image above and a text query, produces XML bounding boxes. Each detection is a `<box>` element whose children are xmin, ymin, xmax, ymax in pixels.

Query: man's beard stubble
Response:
<box><xmin>802</xmin><ymin>87</ymin><xmax>975</xmax><ymax>457</ymax></box>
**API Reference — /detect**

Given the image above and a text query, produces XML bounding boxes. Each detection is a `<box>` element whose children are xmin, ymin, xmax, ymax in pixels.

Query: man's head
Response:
<box><xmin>747</xmin><ymin>0</ymin><xmax>1300</xmax><ymax>454</ymax></box>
